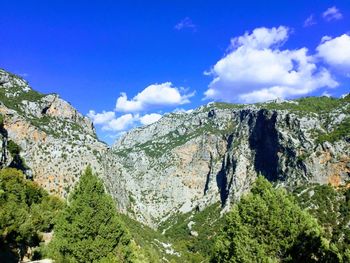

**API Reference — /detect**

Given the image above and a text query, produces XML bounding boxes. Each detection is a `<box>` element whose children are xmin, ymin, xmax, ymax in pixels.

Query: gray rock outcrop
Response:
<box><xmin>0</xmin><ymin>69</ymin><xmax>107</xmax><ymax>196</ymax></box>
<box><xmin>105</xmin><ymin>100</ymin><xmax>350</xmax><ymax>227</ymax></box>
<box><xmin>1</xmin><ymin>69</ymin><xmax>349</xmax><ymax>229</ymax></box>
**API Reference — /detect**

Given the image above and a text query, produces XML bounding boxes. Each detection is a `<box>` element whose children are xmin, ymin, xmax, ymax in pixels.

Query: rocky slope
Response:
<box><xmin>0</xmin><ymin>69</ymin><xmax>107</xmax><ymax>196</ymax></box>
<box><xmin>105</xmin><ymin>97</ymin><xmax>350</xmax><ymax>227</ymax></box>
<box><xmin>1</xmin><ymin>69</ymin><xmax>349</xmax><ymax>229</ymax></box>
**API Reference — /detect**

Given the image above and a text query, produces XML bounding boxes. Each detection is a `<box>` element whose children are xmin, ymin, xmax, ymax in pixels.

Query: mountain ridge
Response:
<box><xmin>105</xmin><ymin>95</ymin><xmax>349</xmax><ymax>227</ymax></box>
<box><xmin>0</xmin><ymin>68</ymin><xmax>349</xmax><ymax>228</ymax></box>
<box><xmin>0</xmin><ymin>69</ymin><xmax>107</xmax><ymax>197</ymax></box>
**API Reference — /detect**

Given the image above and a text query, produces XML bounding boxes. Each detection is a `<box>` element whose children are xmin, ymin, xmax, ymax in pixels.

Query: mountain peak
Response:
<box><xmin>0</xmin><ymin>69</ymin><xmax>106</xmax><ymax>197</ymax></box>
<box><xmin>0</xmin><ymin>69</ymin><xmax>31</xmax><ymax>93</ymax></box>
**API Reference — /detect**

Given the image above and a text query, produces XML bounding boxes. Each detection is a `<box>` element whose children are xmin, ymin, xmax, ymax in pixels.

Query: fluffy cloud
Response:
<box><xmin>229</xmin><ymin>26</ymin><xmax>289</xmax><ymax>50</ymax></box>
<box><xmin>317</xmin><ymin>34</ymin><xmax>350</xmax><ymax>73</ymax></box>
<box><xmin>101</xmin><ymin>114</ymin><xmax>136</xmax><ymax>132</ymax></box>
<box><xmin>88</xmin><ymin>82</ymin><xmax>189</xmax><ymax>136</ymax></box>
<box><xmin>322</xmin><ymin>6</ymin><xmax>343</xmax><ymax>21</ymax></box>
<box><xmin>115</xmin><ymin>82</ymin><xmax>193</xmax><ymax>112</ymax></box>
<box><xmin>139</xmin><ymin>113</ymin><xmax>162</xmax><ymax>125</ymax></box>
<box><xmin>115</xmin><ymin>93</ymin><xmax>142</xmax><ymax>112</ymax></box>
<box><xmin>87</xmin><ymin>110</ymin><xmax>136</xmax><ymax>132</ymax></box>
<box><xmin>87</xmin><ymin>110</ymin><xmax>164</xmax><ymax>133</ymax></box>
<box><xmin>205</xmin><ymin>26</ymin><xmax>338</xmax><ymax>103</ymax></box>
<box><xmin>87</xmin><ymin>110</ymin><xmax>115</xmax><ymax>124</ymax></box>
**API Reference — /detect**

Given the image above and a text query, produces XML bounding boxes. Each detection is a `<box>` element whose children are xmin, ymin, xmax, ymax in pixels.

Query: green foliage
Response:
<box><xmin>0</xmin><ymin>84</ymin><xmax>44</xmax><ymax>114</ymax></box>
<box><xmin>261</xmin><ymin>96</ymin><xmax>347</xmax><ymax>114</ymax></box>
<box><xmin>211</xmin><ymin>177</ymin><xmax>339</xmax><ymax>262</ymax></box>
<box><xmin>0</xmin><ymin>114</ymin><xmax>4</xmax><ymax>126</ymax></box>
<box><xmin>0</xmin><ymin>168</ymin><xmax>64</xmax><ymax>261</ymax></box>
<box><xmin>119</xmin><ymin>214</ymin><xmax>166</xmax><ymax>262</ymax></box>
<box><xmin>294</xmin><ymin>184</ymin><xmax>350</xmax><ymax>261</ymax></box>
<box><xmin>6</xmin><ymin>140</ymin><xmax>30</xmax><ymax>172</ymax></box>
<box><xmin>7</xmin><ymin>140</ymin><xmax>21</xmax><ymax>156</ymax></box>
<box><xmin>159</xmin><ymin>203</ymin><xmax>224</xmax><ymax>262</ymax></box>
<box><xmin>48</xmin><ymin>166</ymin><xmax>134</xmax><ymax>262</ymax></box>
<box><xmin>317</xmin><ymin>118</ymin><xmax>350</xmax><ymax>144</ymax></box>
<box><xmin>260</xmin><ymin>96</ymin><xmax>350</xmax><ymax>144</ymax></box>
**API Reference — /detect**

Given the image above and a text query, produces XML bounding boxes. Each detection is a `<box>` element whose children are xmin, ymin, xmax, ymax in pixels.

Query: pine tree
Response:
<box><xmin>49</xmin><ymin>166</ymin><xmax>133</xmax><ymax>262</ymax></box>
<box><xmin>211</xmin><ymin>177</ymin><xmax>340</xmax><ymax>262</ymax></box>
<box><xmin>0</xmin><ymin>168</ymin><xmax>64</xmax><ymax>261</ymax></box>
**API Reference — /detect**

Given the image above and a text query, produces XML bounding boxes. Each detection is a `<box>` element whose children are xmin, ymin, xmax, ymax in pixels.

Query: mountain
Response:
<box><xmin>0</xmin><ymin>69</ymin><xmax>107</xmax><ymax>197</ymax></box>
<box><xmin>1</xmin><ymin>69</ymin><xmax>349</xmax><ymax>229</ymax></box>
<box><xmin>105</xmin><ymin>96</ymin><xmax>350</xmax><ymax>227</ymax></box>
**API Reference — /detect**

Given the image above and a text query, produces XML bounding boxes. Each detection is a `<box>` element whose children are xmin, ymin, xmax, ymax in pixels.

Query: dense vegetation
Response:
<box><xmin>0</xmin><ymin>168</ymin><xmax>64</xmax><ymax>261</ymax></box>
<box><xmin>261</xmin><ymin>95</ymin><xmax>350</xmax><ymax>114</ymax></box>
<box><xmin>0</xmin><ymin>167</ymin><xmax>146</xmax><ymax>262</ymax></box>
<box><xmin>158</xmin><ymin>203</ymin><xmax>224</xmax><ymax>262</ymax></box>
<box><xmin>211</xmin><ymin>177</ymin><xmax>349</xmax><ymax>262</ymax></box>
<box><xmin>294</xmin><ymin>184</ymin><xmax>350</xmax><ymax>260</ymax></box>
<box><xmin>1</xmin><ymin>166</ymin><xmax>349</xmax><ymax>262</ymax></box>
<box><xmin>48</xmin><ymin>166</ymin><xmax>136</xmax><ymax>262</ymax></box>
<box><xmin>317</xmin><ymin>117</ymin><xmax>350</xmax><ymax>144</ymax></box>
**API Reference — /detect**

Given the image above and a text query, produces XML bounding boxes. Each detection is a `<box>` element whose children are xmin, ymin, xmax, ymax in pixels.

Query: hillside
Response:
<box><xmin>1</xmin><ymin>69</ymin><xmax>349</xmax><ymax>228</ymax></box>
<box><xmin>106</xmin><ymin>94</ymin><xmax>350</xmax><ymax>227</ymax></box>
<box><xmin>0</xmin><ymin>69</ymin><xmax>349</xmax><ymax>262</ymax></box>
<box><xmin>0</xmin><ymin>69</ymin><xmax>107</xmax><ymax>197</ymax></box>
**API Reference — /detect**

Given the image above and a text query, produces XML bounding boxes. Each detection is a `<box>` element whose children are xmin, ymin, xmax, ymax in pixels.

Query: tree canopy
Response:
<box><xmin>211</xmin><ymin>177</ymin><xmax>342</xmax><ymax>262</ymax></box>
<box><xmin>48</xmin><ymin>166</ymin><xmax>134</xmax><ymax>262</ymax></box>
<box><xmin>0</xmin><ymin>168</ymin><xmax>64</xmax><ymax>261</ymax></box>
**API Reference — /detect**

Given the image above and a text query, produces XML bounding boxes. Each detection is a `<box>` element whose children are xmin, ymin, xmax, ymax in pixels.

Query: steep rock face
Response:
<box><xmin>0</xmin><ymin>69</ymin><xmax>107</xmax><ymax>196</ymax></box>
<box><xmin>106</xmin><ymin>100</ymin><xmax>350</xmax><ymax>227</ymax></box>
<box><xmin>1</xmin><ymin>69</ymin><xmax>349</xmax><ymax>229</ymax></box>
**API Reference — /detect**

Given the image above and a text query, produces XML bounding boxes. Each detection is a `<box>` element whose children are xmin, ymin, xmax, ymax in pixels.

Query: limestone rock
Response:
<box><xmin>105</xmin><ymin>99</ymin><xmax>350</xmax><ymax>227</ymax></box>
<box><xmin>0</xmin><ymin>69</ymin><xmax>107</xmax><ymax>197</ymax></box>
<box><xmin>1</xmin><ymin>68</ymin><xmax>349</xmax><ymax>229</ymax></box>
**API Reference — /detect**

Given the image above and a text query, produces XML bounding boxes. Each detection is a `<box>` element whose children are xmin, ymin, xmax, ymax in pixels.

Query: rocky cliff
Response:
<box><xmin>105</xmin><ymin>98</ymin><xmax>350</xmax><ymax>227</ymax></box>
<box><xmin>0</xmin><ymin>69</ymin><xmax>107</xmax><ymax>196</ymax></box>
<box><xmin>1</xmin><ymin>69</ymin><xmax>349</xmax><ymax>228</ymax></box>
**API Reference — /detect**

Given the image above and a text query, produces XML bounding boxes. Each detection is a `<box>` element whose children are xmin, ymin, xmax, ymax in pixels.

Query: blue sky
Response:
<box><xmin>1</xmin><ymin>1</ymin><xmax>349</xmax><ymax>144</ymax></box>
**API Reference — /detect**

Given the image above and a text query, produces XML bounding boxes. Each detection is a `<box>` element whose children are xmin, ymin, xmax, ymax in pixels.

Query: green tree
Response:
<box><xmin>211</xmin><ymin>177</ymin><xmax>339</xmax><ymax>262</ymax></box>
<box><xmin>7</xmin><ymin>140</ymin><xmax>21</xmax><ymax>156</ymax></box>
<box><xmin>49</xmin><ymin>166</ymin><xmax>134</xmax><ymax>262</ymax></box>
<box><xmin>0</xmin><ymin>168</ymin><xmax>64</xmax><ymax>261</ymax></box>
<box><xmin>294</xmin><ymin>184</ymin><xmax>350</xmax><ymax>262</ymax></box>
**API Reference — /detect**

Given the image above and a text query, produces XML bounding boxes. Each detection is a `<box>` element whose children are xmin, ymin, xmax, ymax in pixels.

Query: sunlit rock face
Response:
<box><xmin>1</xmin><ymin>69</ymin><xmax>349</xmax><ymax>228</ymax></box>
<box><xmin>0</xmin><ymin>69</ymin><xmax>107</xmax><ymax>197</ymax></box>
<box><xmin>105</xmin><ymin>98</ymin><xmax>350</xmax><ymax>227</ymax></box>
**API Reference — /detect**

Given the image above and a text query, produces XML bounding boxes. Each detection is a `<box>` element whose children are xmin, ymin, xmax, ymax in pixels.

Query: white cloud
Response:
<box><xmin>173</xmin><ymin>108</ymin><xmax>194</xmax><ymax>114</ymax></box>
<box><xmin>174</xmin><ymin>17</ymin><xmax>197</xmax><ymax>31</ymax></box>
<box><xmin>87</xmin><ymin>110</ymin><xmax>115</xmax><ymax>125</ymax></box>
<box><xmin>322</xmin><ymin>6</ymin><xmax>343</xmax><ymax>21</ymax></box>
<box><xmin>205</xmin><ymin>26</ymin><xmax>338</xmax><ymax>103</ymax></box>
<box><xmin>87</xmin><ymin>110</ymin><xmax>163</xmax><ymax>133</ymax></box>
<box><xmin>317</xmin><ymin>34</ymin><xmax>350</xmax><ymax>73</ymax></box>
<box><xmin>229</xmin><ymin>26</ymin><xmax>289</xmax><ymax>50</ymax></box>
<box><xmin>88</xmin><ymin>82</ymin><xmax>192</xmax><ymax>136</ymax></box>
<box><xmin>115</xmin><ymin>82</ymin><xmax>193</xmax><ymax>112</ymax></box>
<box><xmin>102</xmin><ymin>113</ymin><xmax>136</xmax><ymax>132</ymax></box>
<box><xmin>304</xmin><ymin>14</ymin><xmax>316</xmax><ymax>27</ymax></box>
<box><xmin>139</xmin><ymin>113</ymin><xmax>162</xmax><ymax>125</ymax></box>
<box><xmin>322</xmin><ymin>91</ymin><xmax>331</xmax><ymax>97</ymax></box>
<box><xmin>115</xmin><ymin>93</ymin><xmax>143</xmax><ymax>112</ymax></box>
